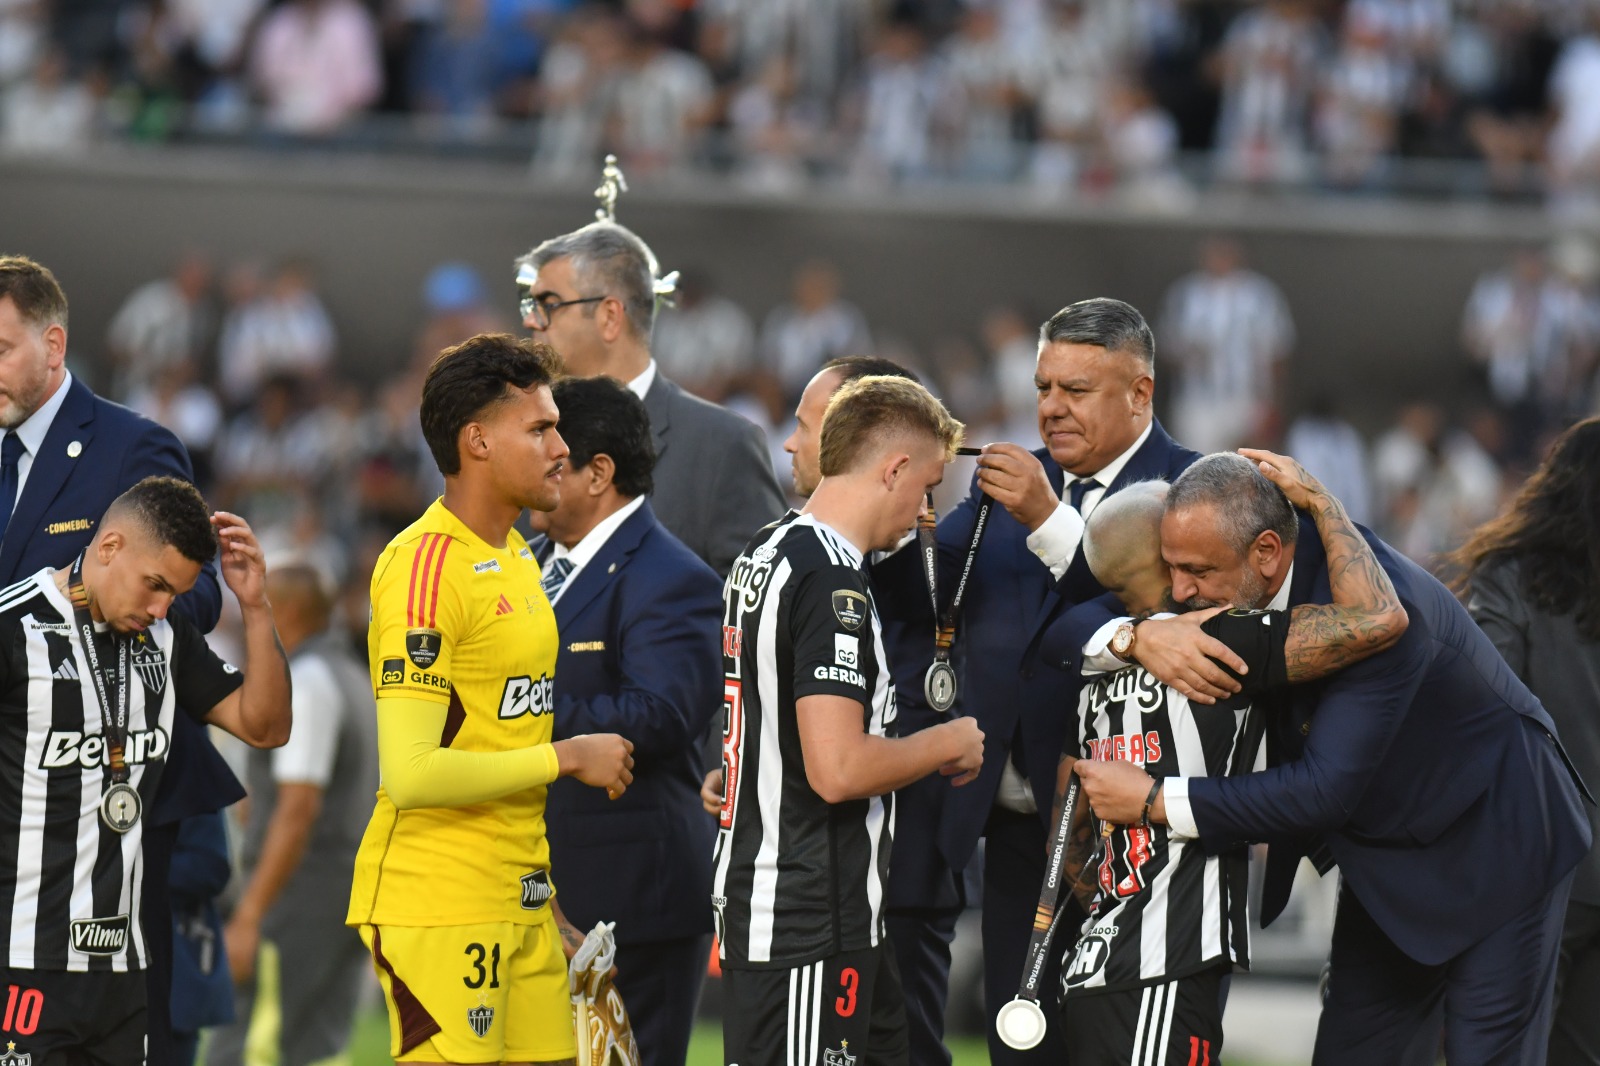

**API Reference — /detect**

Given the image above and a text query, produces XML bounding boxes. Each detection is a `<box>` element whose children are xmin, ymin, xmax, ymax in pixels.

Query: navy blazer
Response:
<box><xmin>538</xmin><ymin>501</ymin><xmax>724</xmax><ymax>944</ymax></box>
<box><xmin>877</xmin><ymin>421</ymin><xmax>1198</xmax><ymax>871</ymax></box>
<box><xmin>1185</xmin><ymin>520</ymin><xmax>1592</xmax><ymax>966</ymax></box>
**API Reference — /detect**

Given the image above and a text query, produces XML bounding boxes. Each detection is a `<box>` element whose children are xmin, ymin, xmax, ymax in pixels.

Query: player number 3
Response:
<box><xmin>463</xmin><ymin>942</ymin><xmax>502</xmax><ymax>990</ymax></box>
<box><xmin>835</xmin><ymin>967</ymin><xmax>858</xmax><ymax>1018</ymax></box>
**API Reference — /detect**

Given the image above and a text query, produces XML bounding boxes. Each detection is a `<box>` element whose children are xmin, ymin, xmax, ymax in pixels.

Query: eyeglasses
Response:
<box><xmin>520</xmin><ymin>291</ymin><xmax>606</xmax><ymax>330</ymax></box>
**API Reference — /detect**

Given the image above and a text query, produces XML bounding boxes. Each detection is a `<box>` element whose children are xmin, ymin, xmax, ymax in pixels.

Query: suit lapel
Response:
<box><xmin>0</xmin><ymin>378</ymin><xmax>96</xmax><ymax>577</ymax></box>
<box><xmin>641</xmin><ymin>376</ymin><xmax>673</xmax><ymax>462</ymax></box>
<box><xmin>549</xmin><ymin>503</ymin><xmax>653</xmax><ymax>627</ymax></box>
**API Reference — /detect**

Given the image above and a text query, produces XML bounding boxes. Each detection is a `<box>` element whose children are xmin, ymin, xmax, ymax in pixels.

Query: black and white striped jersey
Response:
<box><xmin>712</xmin><ymin>513</ymin><xmax>898</xmax><ymax>969</ymax></box>
<box><xmin>0</xmin><ymin>570</ymin><xmax>242</xmax><ymax>972</ymax></box>
<box><xmin>1060</xmin><ymin>609</ymin><xmax>1286</xmax><ymax>997</ymax></box>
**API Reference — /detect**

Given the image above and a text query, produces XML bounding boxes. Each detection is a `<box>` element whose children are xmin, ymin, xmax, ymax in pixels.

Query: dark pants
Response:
<box><xmin>885</xmin><ymin>907</ymin><xmax>960</xmax><ymax>1066</ymax></box>
<box><xmin>983</xmin><ymin>809</ymin><xmax>1071</xmax><ymax>1066</ymax></box>
<box><xmin>613</xmin><ymin>934</ymin><xmax>711</xmax><ymax>1066</ymax></box>
<box><xmin>1315</xmin><ymin>873</ymin><xmax>1572</xmax><ymax>1066</ymax></box>
<box><xmin>1550</xmin><ymin>899</ymin><xmax>1600</xmax><ymax>1066</ymax></box>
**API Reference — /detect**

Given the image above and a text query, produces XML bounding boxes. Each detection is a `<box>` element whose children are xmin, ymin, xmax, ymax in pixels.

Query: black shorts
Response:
<box><xmin>0</xmin><ymin>968</ymin><xmax>146</xmax><ymax>1066</ymax></box>
<box><xmin>1059</xmin><ymin>966</ymin><xmax>1226</xmax><ymax>1066</ymax></box>
<box><xmin>722</xmin><ymin>943</ymin><xmax>909</xmax><ymax>1066</ymax></box>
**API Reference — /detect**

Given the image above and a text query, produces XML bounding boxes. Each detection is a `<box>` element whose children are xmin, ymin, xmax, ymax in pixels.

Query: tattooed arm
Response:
<box><xmin>1239</xmin><ymin>450</ymin><xmax>1409</xmax><ymax>684</ymax></box>
<box><xmin>1049</xmin><ymin>753</ymin><xmax>1101</xmax><ymax>913</ymax></box>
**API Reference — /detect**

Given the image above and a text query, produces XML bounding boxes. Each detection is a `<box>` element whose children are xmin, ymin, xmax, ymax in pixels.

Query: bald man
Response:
<box><xmin>209</xmin><ymin>564</ymin><xmax>378</xmax><ymax>1066</ymax></box>
<box><xmin>1045</xmin><ymin>454</ymin><xmax>1406</xmax><ymax>1066</ymax></box>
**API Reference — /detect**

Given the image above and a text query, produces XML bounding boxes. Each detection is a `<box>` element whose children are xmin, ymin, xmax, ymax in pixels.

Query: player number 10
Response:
<box><xmin>2</xmin><ymin>984</ymin><xmax>42</xmax><ymax>1035</ymax></box>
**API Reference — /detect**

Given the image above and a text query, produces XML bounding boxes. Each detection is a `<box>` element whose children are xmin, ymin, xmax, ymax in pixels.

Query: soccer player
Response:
<box><xmin>1051</xmin><ymin>453</ymin><xmax>1407</xmax><ymax>1066</ymax></box>
<box><xmin>0</xmin><ymin>476</ymin><xmax>290</xmax><ymax>1064</ymax></box>
<box><xmin>347</xmin><ymin>334</ymin><xmax>635</xmax><ymax>1064</ymax></box>
<box><xmin>713</xmin><ymin>375</ymin><xmax>986</xmax><ymax>1066</ymax></box>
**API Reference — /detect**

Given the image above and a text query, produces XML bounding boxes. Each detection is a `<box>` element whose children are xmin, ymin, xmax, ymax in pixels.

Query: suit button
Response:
<box><xmin>1300</xmin><ymin>722</ymin><xmax>1311</xmax><ymax>735</ymax></box>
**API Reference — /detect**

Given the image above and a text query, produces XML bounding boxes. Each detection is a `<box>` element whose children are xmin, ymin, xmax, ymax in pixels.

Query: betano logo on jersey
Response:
<box><xmin>498</xmin><ymin>674</ymin><xmax>554</xmax><ymax>719</ymax></box>
<box><xmin>39</xmin><ymin>727</ymin><xmax>169</xmax><ymax>770</ymax></box>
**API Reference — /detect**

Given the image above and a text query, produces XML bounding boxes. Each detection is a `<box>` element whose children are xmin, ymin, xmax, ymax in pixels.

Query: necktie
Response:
<box><xmin>1067</xmin><ymin>477</ymin><xmax>1097</xmax><ymax>514</ymax></box>
<box><xmin>0</xmin><ymin>433</ymin><xmax>25</xmax><ymax>545</ymax></box>
<box><xmin>541</xmin><ymin>556</ymin><xmax>574</xmax><ymax>601</ymax></box>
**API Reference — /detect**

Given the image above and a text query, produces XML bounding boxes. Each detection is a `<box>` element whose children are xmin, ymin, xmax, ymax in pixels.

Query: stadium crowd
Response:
<box><xmin>4</xmin><ymin>0</ymin><xmax>1600</xmax><ymax>206</ymax></box>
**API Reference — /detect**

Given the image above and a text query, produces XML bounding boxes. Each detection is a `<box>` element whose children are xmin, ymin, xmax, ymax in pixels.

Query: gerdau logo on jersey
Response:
<box><xmin>498</xmin><ymin>674</ymin><xmax>554</xmax><ymax>719</ymax></box>
<box><xmin>39</xmin><ymin>727</ymin><xmax>170</xmax><ymax>770</ymax></box>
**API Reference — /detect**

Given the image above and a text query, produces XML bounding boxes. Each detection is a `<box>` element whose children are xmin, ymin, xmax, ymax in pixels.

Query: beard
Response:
<box><xmin>1182</xmin><ymin>567</ymin><xmax>1269</xmax><ymax>612</ymax></box>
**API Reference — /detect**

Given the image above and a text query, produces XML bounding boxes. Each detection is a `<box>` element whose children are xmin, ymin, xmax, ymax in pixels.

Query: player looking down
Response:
<box><xmin>348</xmin><ymin>334</ymin><xmax>634</xmax><ymax>1064</ymax></box>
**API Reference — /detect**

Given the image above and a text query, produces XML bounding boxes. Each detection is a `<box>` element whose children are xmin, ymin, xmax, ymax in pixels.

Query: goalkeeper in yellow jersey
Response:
<box><xmin>348</xmin><ymin>333</ymin><xmax>635</xmax><ymax>1064</ymax></box>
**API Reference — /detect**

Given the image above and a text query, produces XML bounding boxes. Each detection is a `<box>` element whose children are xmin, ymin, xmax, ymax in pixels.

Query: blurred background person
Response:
<box><xmin>104</xmin><ymin>251</ymin><xmax>214</xmax><ymax>402</ymax></box>
<box><xmin>168</xmin><ymin>812</ymin><xmax>235</xmax><ymax>1066</ymax></box>
<box><xmin>650</xmin><ymin>266</ymin><xmax>757</xmax><ymax>404</ymax></box>
<box><xmin>759</xmin><ymin>258</ymin><xmax>872</xmax><ymax>408</ymax></box>
<box><xmin>249</xmin><ymin>0</ymin><xmax>382</xmax><ymax>136</ymax></box>
<box><xmin>1453</xmin><ymin>417</ymin><xmax>1600</xmax><ymax>1066</ymax></box>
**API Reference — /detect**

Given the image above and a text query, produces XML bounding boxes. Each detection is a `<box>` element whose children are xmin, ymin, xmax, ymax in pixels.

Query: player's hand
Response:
<box><xmin>1238</xmin><ymin>448</ymin><xmax>1327</xmax><ymax>511</ymax></box>
<box><xmin>936</xmin><ymin>716</ymin><xmax>985</xmax><ymax>787</ymax></box>
<box><xmin>555</xmin><ymin>734</ymin><xmax>635</xmax><ymax>798</ymax></box>
<box><xmin>1131</xmin><ymin>609</ymin><xmax>1244</xmax><ymax>705</ymax></box>
<box><xmin>975</xmin><ymin>444</ymin><xmax>1059</xmax><ymax>532</ymax></box>
<box><xmin>1076</xmin><ymin>759</ymin><xmax>1155</xmax><ymax>825</ymax></box>
<box><xmin>701</xmin><ymin>768</ymin><xmax>725</xmax><ymax>816</ymax></box>
<box><xmin>212</xmin><ymin>511</ymin><xmax>268</xmax><ymax>610</ymax></box>
<box><xmin>224</xmin><ymin>913</ymin><xmax>260</xmax><ymax>984</ymax></box>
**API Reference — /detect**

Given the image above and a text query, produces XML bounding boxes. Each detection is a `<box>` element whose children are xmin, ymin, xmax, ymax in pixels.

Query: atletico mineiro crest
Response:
<box><xmin>2</xmin><ymin>1042</ymin><xmax>32</xmax><ymax>1066</ymax></box>
<box><xmin>823</xmin><ymin>1040</ymin><xmax>856</xmax><ymax>1066</ymax></box>
<box><xmin>468</xmin><ymin>995</ymin><xmax>494</xmax><ymax>1038</ymax></box>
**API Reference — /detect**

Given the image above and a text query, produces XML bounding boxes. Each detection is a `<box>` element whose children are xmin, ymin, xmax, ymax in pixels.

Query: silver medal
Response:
<box><xmin>100</xmin><ymin>782</ymin><xmax>141</xmax><ymax>833</ymax></box>
<box><xmin>996</xmin><ymin>997</ymin><xmax>1049</xmax><ymax>1050</ymax></box>
<box><xmin>924</xmin><ymin>660</ymin><xmax>957</xmax><ymax>713</ymax></box>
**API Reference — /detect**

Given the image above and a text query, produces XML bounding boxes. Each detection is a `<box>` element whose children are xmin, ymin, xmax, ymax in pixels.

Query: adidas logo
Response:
<box><xmin>495</xmin><ymin>595</ymin><xmax>513</xmax><ymax>616</ymax></box>
<box><xmin>53</xmin><ymin>660</ymin><xmax>80</xmax><ymax>681</ymax></box>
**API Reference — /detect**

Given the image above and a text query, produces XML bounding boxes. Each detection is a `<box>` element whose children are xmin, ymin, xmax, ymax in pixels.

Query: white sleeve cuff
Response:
<box><xmin>1163</xmin><ymin>777</ymin><xmax>1199</xmax><ymax>841</ymax></box>
<box><xmin>1023</xmin><ymin>501</ymin><xmax>1085</xmax><ymax>582</ymax></box>
<box><xmin>1081</xmin><ymin>616</ymin><xmax>1135</xmax><ymax>676</ymax></box>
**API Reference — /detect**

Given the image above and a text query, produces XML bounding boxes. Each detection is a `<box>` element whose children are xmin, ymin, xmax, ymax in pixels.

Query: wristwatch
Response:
<box><xmin>1110</xmin><ymin>621</ymin><xmax>1139</xmax><ymax>663</ymax></box>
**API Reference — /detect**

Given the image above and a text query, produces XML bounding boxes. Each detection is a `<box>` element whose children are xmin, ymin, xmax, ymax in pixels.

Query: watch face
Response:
<box><xmin>1113</xmin><ymin>627</ymin><xmax>1134</xmax><ymax>655</ymax></box>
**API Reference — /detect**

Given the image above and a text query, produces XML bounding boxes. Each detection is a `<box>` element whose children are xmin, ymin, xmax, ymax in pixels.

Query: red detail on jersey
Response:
<box><xmin>426</xmin><ymin>537</ymin><xmax>453</xmax><ymax>626</ymax></box>
<box><xmin>719</xmin><ymin>680</ymin><xmax>744</xmax><ymax>830</ymax></box>
<box><xmin>496</xmin><ymin>595</ymin><xmax>514</xmax><ymax>616</ymax></box>
<box><xmin>407</xmin><ymin>534</ymin><xmax>433</xmax><ymax>627</ymax></box>
<box><xmin>722</xmin><ymin>626</ymin><xmax>743</xmax><ymax>659</ymax></box>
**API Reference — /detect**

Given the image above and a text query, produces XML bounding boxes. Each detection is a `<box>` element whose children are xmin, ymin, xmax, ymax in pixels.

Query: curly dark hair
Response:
<box><xmin>108</xmin><ymin>477</ymin><xmax>217</xmax><ymax>565</ymax></box>
<box><xmin>549</xmin><ymin>376</ymin><xmax>655</xmax><ymax>498</ymax></box>
<box><xmin>1451</xmin><ymin>417</ymin><xmax>1600</xmax><ymax>642</ymax></box>
<box><xmin>421</xmin><ymin>334</ymin><xmax>562</xmax><ymax>476</ymax></box>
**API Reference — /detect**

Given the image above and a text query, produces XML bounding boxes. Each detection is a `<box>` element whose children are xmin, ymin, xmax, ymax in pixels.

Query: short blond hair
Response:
<box><xmin>818</xmin><ymin>375</ymin><xmax>965</xmax><ymax>477</ymax></box>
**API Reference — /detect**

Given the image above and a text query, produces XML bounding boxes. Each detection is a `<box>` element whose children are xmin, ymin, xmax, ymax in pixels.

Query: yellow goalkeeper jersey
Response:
<box><xmin>348</xmin><ymin>498</ymin><xmax>561</xmax><ymax>927</ymax></box>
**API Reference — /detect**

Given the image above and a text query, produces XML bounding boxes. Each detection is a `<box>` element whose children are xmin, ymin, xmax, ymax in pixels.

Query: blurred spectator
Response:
<box><xmin>1024</xmin><ymin>0</ymin><xmax>1109</xmax><ymax>191</ymax></box>
<box><xmin>49</xmin><ymin>0</ymin><xmax>120</xmax><ymax>75</ymax></box>
<box><xmin>847</xmin><ymin>17</ymin><xmax>949</xmax><ymax>185</ymax></box>
<box><xmin>651</xmin><ymin>267</ymin><xmax>756</xmax><ymax>402</ymax></box>
<box><xmin>251</xmin><ymin>0</ymin><xmax>383</xmax><ymax>135</ymax></box>
<box><xmin>1158</xmin><ymin>237</ymin><xmax>1295</xmax><ymax>454</ymax></box>
<box><xmin>0</xmin><ymin>46</ymin><xmax>97</xmax><ymax>152</ymax></box>
<box><xmin>105</xmin><ymin>252</ymin><xmax>215</xmax><ymax>399</ymax></box>
<box><xmin>1315</xmin><ymin>10</ymin><xmax>1411</xmax><ymax>188</ymax></box>
<box><xmin>943</xmin><ymin>4</ymin><xmax>1024</xmax><ymax>182</ymax></box>
<box><xmin>727</xmin><ymin>54</ymin><xmax>826</xmax><ymax>192</ymax></box>
<box><xmin>0</xmin><ymin>0</ymin><xmax>44</xmax><ymax>85</ymax></box>
<box><xmin>1461</xmin><ymin>242</ymin><xmax>1600</xmax><ymax>460</ymax></box>
<box><xmin>214</xmin><ymin>373</ymin><xmax>322</xmax><ymax>529</ymax></box>
<box><xmin>168</xmin><ymin>811</ymin><xmax>236</xmax><ymax>1066</ymax></box>
<box><xmin>354</xmin><ymin>375</ymin><xmax>439</xmax><ymax>529</ymax></box>
<box><xmin>1464</xmin><ymin>3</ymin><xmax>1559</xmax><ymax>196</ymax></box>
<box><xmin>1214</xmin><ymin>0</ymin><xmax>1327</xmax><ymax>183</ymax></box>
<box><xmin>411</xmin><ymin>261</ymin><xmax>507</xmax><ymax>370</ymax></box>
<box><xmin>410</xmin><ymin>0</ymin><xmax>503</xmax><ymax>128</ymax></box>
<box><xmin>759</xmin><ymin>259</ymin><xmax>871</xmax><ymax>403</ymax></box>
<box><xmin>126</xmin><ymin>361</ymin><xmax>225</xmax><ymax>492</ymax></box>
<box><xmin>216</xmin><ymin>261</ymin><xmax>337</xmax><ymax>406</ymax></box>
<box><xmin>1546</xmin><ymin>13</ymin><xmax>1600</xmax><ymax>219</ymax></box>
<box><xmin>1100</xmin><ymin>76</ymin><xmax>1192</xmax><ymax>211</ymax></box>
<box><xmin>983</xmin><ymin>305</ymin><xmax>1041</xmax><ymax>443</ymax></box>
<box><xmin>611</xmin><ymin>19</ymin><xmax>715</xmax><ymax>174</ymax></box>
<box><xmin>1283</xmin><ymin>395</ymin><xmax>1374</xmax><ymax>527</ymax></box>
<box><xmin>1373</xmin><ymin>399</ymin><xmax>1502</xmax><ymax>567</ymax></box>
<box><xmin>704</xmin><ymin>0</ymin><xmax>870</xmax><ymax>111</ymax></box>
<box><xmin>532</xmin><ymin>6</ymin><xmax>625</xmax><ymax>176</ymax></box>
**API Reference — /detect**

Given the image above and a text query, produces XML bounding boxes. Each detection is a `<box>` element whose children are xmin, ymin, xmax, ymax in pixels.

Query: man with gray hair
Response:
<box><xmin>1067</xmin><ymin>450</ymin><xmax>1592</xmax><ymax>1065</ymax></box>
<box><xmin>873</xmin><ymin>296</ymin><xmax>1199</xmax><ymax>1063</ymax></box>
<box><xmin>516</xmin><ymin>220</ymin><xmax>786</xmax><ymax>576</ymax></box>
<box><xmin>1046</xmin><ymin>454</ymin><xmax>1405</xmax><ymax>1066</ymax></box>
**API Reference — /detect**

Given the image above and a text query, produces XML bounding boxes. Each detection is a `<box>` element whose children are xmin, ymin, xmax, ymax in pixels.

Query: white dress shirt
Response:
<box><xmin>545</xmin><ymin>495</ymin><xmax>647</xmax><ymax>607</ymax></box>
<box><xmin>626</xmin><ymin>360</ymin><xmax>658</xmax><ymax>401</ymax></box>
<box><xmin>10</xmin><ymin>370</ymin><xmax>75</xmax><ymax>504</ymax></box>
<box><xmin>1023</xmin><ymin>421</ymin><xmax>1154</xmax><ymax>581</ymax></box>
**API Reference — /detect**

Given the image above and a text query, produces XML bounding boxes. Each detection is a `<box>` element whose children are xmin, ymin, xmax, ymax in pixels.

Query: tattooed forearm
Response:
<box><xmin>1284</xmin><ymin>489</ymin><xmax>1408</xmax><ymax>682</ymax></box>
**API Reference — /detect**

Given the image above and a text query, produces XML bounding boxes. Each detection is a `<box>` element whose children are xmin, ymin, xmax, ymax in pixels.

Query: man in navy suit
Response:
<box><xmin>874</xmin><ymin>298</ymin><xmax>1199</xmax><ymax>1062</ymax></box>
<box><xmin>530</xmin><ymin>375</ymin><xmax>723</xmax><ymax>1066</ymax></box>
<box><xmin>0</xmin><ymin>256</ymin><xmax>234</xmax><ymax>1066</ymax></box>
<box><xmin>1073</xmin><ymin>452</ymin><xmax>1592</xmax><ymax>1065</ymax></box>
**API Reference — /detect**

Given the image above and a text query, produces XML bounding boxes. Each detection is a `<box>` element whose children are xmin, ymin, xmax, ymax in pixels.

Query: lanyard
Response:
<box><xmin>67</xmin><ymin>553</ymin><xmax>131</xmax><ymax>786</ymax></box>
<box><xmin>918</xmin><ymin>492</ymin><xmax>993</xmax><ymax>713</ymax></box>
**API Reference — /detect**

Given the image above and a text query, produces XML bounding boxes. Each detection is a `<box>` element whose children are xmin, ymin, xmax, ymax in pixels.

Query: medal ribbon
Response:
<box><xmin>918</xmin><ymin>492</ymin><xmax>994</xmax><ymax>664</ymax></box>
<box><xmin>1015</xmin><ymin>769</ymin><xmax>1107</xmax><ymax>1002</ymax></box>
<box><xmin>67</xmin><ymin>553</ymin><xmax>131</xmax><ymax>787</ymax></box>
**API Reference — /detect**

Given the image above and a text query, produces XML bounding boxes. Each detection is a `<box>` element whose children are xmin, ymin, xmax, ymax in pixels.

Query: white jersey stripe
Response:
<box><xmin>1130</xmin><ymin>984</ymin><xmax>1154</xmax><ymax>1065</ymax></box>
<box><xmin>1156</xmin><ymin>978</ymin><xmax>1179</xmax><ymax>1064</ymax></box>
<box><xmin>787</xmin><ymin>968</ymin><xmax>799</xmax><ymax>1066</ymax></box>
<box><xmin>809</xmin><ymin>960</ymin><xmax>824</xmax><ymax>1066</ymax></box>
<box><xmin>745</xmin><ymin>556</ymin><xmax>792</xmax><ymax>963</ymax></box>
<box><xmin>10</xmin><ymin>621</ymin><xmax>54</xmax><ymax>966</ymax></box>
